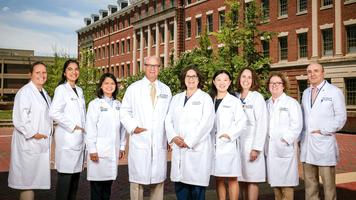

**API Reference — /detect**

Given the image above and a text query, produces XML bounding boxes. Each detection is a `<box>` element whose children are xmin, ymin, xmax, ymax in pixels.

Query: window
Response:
<box><xmin>94</xmin><ymin>49</ymin><xmax>97</xmax><ymax>59</ymax></box>
<box><xmin>116</xmin><ymin>42</ymin><xmax>119</xmax><ymax>55</ymax></box>
<box><xmin>279</xmin><ymin>0</ymin><xmax>288</xmax><ymax>17</ymax></box>
<box><xmin>145</xmin><ymin>4</ymin><xmax>149</xmax><ymax>16</ymax></box>
<box><xmin>153</xmin><ymin>0</ymin><xmax>157</xmax><ymax>13</ymax></box>
<box><xmin>121</xmin><ymin>40</ymin><xmax>125</xmax><ymax>54</ymax></box>
<box><xmin>162</xmin><ymin>0</ymin><xmax>166</xmax><ymax>10</ymax></box>
<box><xmin>279</xmin><ymin>36</ymin><xmax>288</xmax><ymax>60</ymax></box>
<box><xmin>127</xmin><ymin>63</ymin><xmax>131</xmax><ymax>76</ymax></box>
<box><xmin>321</xmin><ymin>0</ymin><xmax>333</xmax><ymax>7</ymax></box>
<box><xmin>169</xmin><ymin>23</ymin><xmax>174</xmax><ymax>41</ymax></box>
<box><xmin>196</xmin><ymin>17</ymin><xmax>202</xmax><ymax>36</ymax></box>
<box><xmin>137</xmin><ymin>33</ymin><xmax>141</xmax><ymax>50</ymax></box>
<box><xmin>160</xmin><ymin>26</ymin><xmax>165</xmax><ymax>42</ymax></box>
<box><xmin>298</xmin><ymin>33</ymin><xmax>308</xmax><ymax>58</ymax></box>
<box><xmin>107</xmin><ymin>46</ymin><xmax>109</xmax><ymax>57</ymax></box>
<box><xmin>128</xmin><ymin>16</ymin><xmax>131</xmax><ymax>26</ymax></box>
<box><xmin>322</xmin><ymin>28</ymin><xmax>333</xmax><ymax>56</ymax></box>
<box><xmin>346</xmin><ymin>78</ymin><xmax>356</xmax><ymax>105</ymax></box>
<box><xmin>298</xmin><ymin>0</ymin><xmax>307</xmax><ymax>12</ymax></box>
<box><xmin>186</xmin><ymin>20</ymin><xmax>191</xmax><ymax>39</ymax></box>
<box><xmin>218</xmin><ymin>10</ymin><xmax>225</xmax><ymax>30</ymax></box>
<box><xmin>153</xmin><ymin>30</ymin><xmax>157</xmax><ymax>45</ymax></box>
<box><xmin>298</xmin><ymin>80</ymin><xmax>308</xmax><ymax>102</ymax></box>
<box><xmin>232</xmin><ymin>10</ymin><xmax>238</xmax><ymax>25</ymax></box>
<box><xmin>262</xmin><ymin>40</ymin><xmax>269</xmax><ymax>57</ymax></box>
<box><xmin>170</xmin><ymin>0</ymin><xmax>174</xmax><ymax>7</ymax></box>
<box><xmin>121</xmin><ymin>65</ymin><xmax>125</xmax><ymax>78</ymax></box>
<box><xmin>127</xmin><ymin>39</ymin><xmax>131</xmax><ymax>52</ymax></box>
<box><xmin>111</xmin><ymin>43</ymin><xmax>115</xmax><ymax>56</ymax></box>
<box><xmin>98</xmin><ymin>48</ymin><xmax>101</xmax><ymax>59</ymax></box>
<box><xmin>186</xmin><ymin>0</ymin><xmax>191</xmax><ymax>5</ymax></box>
<box><xmin>144</xmin><ymin>31</ymin><xmax>148</xmax><ymax>47</ymax></box>
<box><xmin>347</xmin><ymin>25</ymin><xmax>356</xmax><ymax>54</ymax></box>
<box><xmin>262</xmin><ymin>0</ymin><xmax>269</xmax><ymax>20</ymax></box>
<box><xmin>207</xmin><ymin>14</ymin><xmax>213</xmax><ymax>33</ymax></box>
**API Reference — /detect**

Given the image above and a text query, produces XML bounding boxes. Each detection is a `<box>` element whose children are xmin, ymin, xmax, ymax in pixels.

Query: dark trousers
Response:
<box><xmin>90</xmin><ymin>180</ymin><xmax>113</xmax><ymax>200</ymax></box>
<box><xmin>56</xmin><ymin>172</ymin><xmax>80</xmax><ymax>200</ymax></box>
<box><xmin>175</xmin><ymin>182</ymin><xmax>206</xmax><ymax>200</ymax></box>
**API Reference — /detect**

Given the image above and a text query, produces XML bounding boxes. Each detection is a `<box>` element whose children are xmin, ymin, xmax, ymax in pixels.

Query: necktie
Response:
<box><xmin>311</xmin><ymin>87</ymin><xmax>318</xmax><ymax>105</ymax></box>
<box><xmin>150</xmin><ymin>83</ymin><xmax>156</xmax><ymax>106</ymax></box>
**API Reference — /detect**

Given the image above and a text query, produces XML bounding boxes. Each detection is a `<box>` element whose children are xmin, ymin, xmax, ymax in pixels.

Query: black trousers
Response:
<box><xmin>90</xmin><ymin>180</ymin><xmax>113</xmax><ymax>200</ymax></box>
<box><xmin>175</xmin><ymin>182</ymin><xmax>206</xmax><ymax>200</ymax></box>
<box><xmin>56</xmin><ymin>172</ymin><xmax>80</xmax><ymax>200</ymax></box>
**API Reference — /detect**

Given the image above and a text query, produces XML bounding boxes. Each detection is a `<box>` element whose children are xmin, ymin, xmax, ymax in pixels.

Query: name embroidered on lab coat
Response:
<box><xmin>100</xmin><ymin>106</ymin><xmax>108</xmax><ymax>111</ymax></box>
<box><xmin>321</xmin><ymin>97</ymin><xmax>332</xmax><ymax>102</ymax></box>
<box><xmin>192</xmin><ymin>101</ymin><xmax>201</xmax><ymax>105</ymax></box>
<box><xmin>279</xmin><ymin>107</ymin><xmax>288</xmax><ymax>111</ymax></box>
<box><xmin>159</xmin><ymin>94</ymin><xmax>168</xmax><ymax>98</ymax></box>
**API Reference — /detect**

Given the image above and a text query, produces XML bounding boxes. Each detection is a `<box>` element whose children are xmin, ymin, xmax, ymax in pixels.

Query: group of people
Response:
<box><xmin>8</xmin><ymin>55</ymin><xmax>346</xmax><ymax>200</ymax></box>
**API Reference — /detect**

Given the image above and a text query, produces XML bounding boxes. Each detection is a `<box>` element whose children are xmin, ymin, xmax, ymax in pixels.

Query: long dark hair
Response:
<box><xmin>96</xmin><ymin>73</ymin><xmax>118</xmax><ymax>99</ymax></box>
<box><xmin>236</xmin><ymin>67</ymin><xmax>260</xmax><ymax>93</ymax></box>
<box><xmin>58</xmin><ymin>59</ymin><xmax>80</xmax><ymax>86</ymax></box>
<box><xmin>209</xmin><ymin>69</ymin><xmax>233</xmax><ymax>99</ymax></box>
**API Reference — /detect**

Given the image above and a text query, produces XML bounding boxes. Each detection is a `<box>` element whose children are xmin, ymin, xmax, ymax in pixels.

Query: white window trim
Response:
<box><xmin>296</xmin><ymin>28</ymin><xmax>309</xmax><ymax>34</ymax></box>
<box><xmin>320</xmin><ymin>23</ymin><xmax>334</xmax><ymax>30</ymax></box>
<box><xmin>218</xmin><ymin>6</ymin><xmax>226</xmax><ymax>11</ymax></box>
<box><xmin>344</xmin><ymin>19</ymin><xmax>356</xmax><ymax>26</ymax></box>
<box><xmin>206</xmin><ymin>10</ymin><xmax>213</xmax><ymax>15</ymax></box>
<box><xmin>278</xmin><ymin>32</ymin><xmax>289</xmax><ymax>37</ymax></box>
<box><xmin>195</xmin><ymin>14</ymin><xmax>202</xmax><ymax>18</ymax></box>
<box><xmin>345</xmin><ymin>0</ymin><xmax>356</xmax><ymax>5</ymax></box>
<box><xmin>185</xmin><ymin>17</ymin><xmax>192</xmax><ymax>21</ymax></box>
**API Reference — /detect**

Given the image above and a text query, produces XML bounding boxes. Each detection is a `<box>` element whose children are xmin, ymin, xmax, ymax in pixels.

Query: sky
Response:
<box><xmin>0</xmin><ymin>0</ymin><xmax>123</xmax><ymax>57</ymax></box>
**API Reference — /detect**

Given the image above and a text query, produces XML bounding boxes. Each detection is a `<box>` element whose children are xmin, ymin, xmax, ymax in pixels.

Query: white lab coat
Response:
<box><xmin>212</xmin><ymin>93</ymin><xmax>246</xmax><ymax>177</ymax></box>
<box><xmin>266</xmin><ymin>93</ymin><xmax>302</xmax><ymax>187</ymax></box>
<box><xmin>8</xmin><ymin>81</ymin><xmax>52</xmax><ymax>189</ymax></box>
<box><xmin>165</xmin><ymin>89</ymin><xmax>214</xmax><ymax>187</ymax></box>
<box><xmin>85</xmin><ymin>98</ymin><xmax>126</xmax><ymax>181</ymax></box>
<box><xmin>120</xmin><ymin>77</ymin><xmax>172</xmax><ymax>185</ymax></box>
<box><xmin>300</xmin><ymin>81</ymin><xmax>347</xmax><ymax>166</ymax></box>
<box><xmin>237</xmin><ymin>91</ymin><xmax>268</xmax><ymax>182</ymax></box>
<box><xmin>50</xmin><ymin>82</ymin><xmax>86</xmax><ymax>173</ymax></box>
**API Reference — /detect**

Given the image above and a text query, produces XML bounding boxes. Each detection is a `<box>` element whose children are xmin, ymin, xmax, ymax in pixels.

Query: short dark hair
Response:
<box><xmin>180</xmin><ymin>65</ymin><xmax>204</xmax><ymax>90</ymax></box>
<box><xmin>96</xmin><ymin>73</ymin><xmax>118</xmax><ymax>99</ymax></box>
<box><xmin>209</xmin><ymin>69</ymin><xmax>233</xmax><ymax>99</ymax></box>
<box><xmin>266</xmin><ymin>71</ymin><xmax>289</xmax><ymax>92</ymax></box>
<box><xmin>30</xmin><ymin>61</ymin><xmax>46</xmax><ymax>73</ymax></box>
<box><xmin>236</xmin><ymin>67</ymin><xmax>260</xmax><ymax>93</ymax></box>
<box><xmin>58</xmin><ymin>59</ymin><xmax>80</xmax><ymax>86</ymax></box>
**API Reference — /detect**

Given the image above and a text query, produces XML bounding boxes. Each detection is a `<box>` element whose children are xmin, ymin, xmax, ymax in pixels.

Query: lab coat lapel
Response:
<box><xmin>29</xmin><ymin>81</ymin><xmax>49</xmax><ymax>109</ymax></box>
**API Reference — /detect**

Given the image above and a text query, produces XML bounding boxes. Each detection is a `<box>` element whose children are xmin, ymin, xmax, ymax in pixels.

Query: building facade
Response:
<box><xmin>77</xmin><ymin>0</ymin><xmax>356</xmax><ymax>131</ymax></box>
<box><xmin>0</xmin><ymin>48</ymin><xmax>54</xmax><ymax>107</ymax></box>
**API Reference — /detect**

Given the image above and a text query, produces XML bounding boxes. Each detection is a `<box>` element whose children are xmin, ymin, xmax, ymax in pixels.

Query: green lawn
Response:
<box><xmin>0</xmin><ymin>110</ymin><xmax>12</xmax><ymax>120</ymax></box>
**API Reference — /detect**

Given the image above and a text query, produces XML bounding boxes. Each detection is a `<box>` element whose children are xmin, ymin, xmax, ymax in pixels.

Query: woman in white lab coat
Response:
<box><xmin>210</xmin><ymin>70</ymin><xmax>246</xmax><ymax>200</ymax></box>
<box><xmin>49</xmin><ymin>59</ymin><xmax>86</xmax><ymax>200</ymax></box>
<box><xmin>8</xmin><ymin>61</ymin><xmax>52</xmax><ymax>200</ymax></box>
<box><xmin>165</xmin><ymin>66</ymin><xmax>214</xmax><ymax>200</ymax></box>
<box><xmin>236</xmin><ymin>67</ymin><xmax>268</xmax><ymax>200</ymax></box>
<box><xmin>85</xmin><ymin>73</ymin><xmax>126</xmax><ymax>200</ymax></box>
<box><xmin>266</xmin><ymin>72</ymin><xmax>302</xmax><ymax>200</ymax></box>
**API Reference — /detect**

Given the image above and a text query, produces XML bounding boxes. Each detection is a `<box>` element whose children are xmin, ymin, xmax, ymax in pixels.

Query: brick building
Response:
<box><xmin>77</xmin><ymin>0</ymin><xmax>356</xmax><ymax>131</ymax></box>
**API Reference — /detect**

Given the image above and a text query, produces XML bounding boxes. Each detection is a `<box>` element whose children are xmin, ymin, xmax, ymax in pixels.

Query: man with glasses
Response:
<box><xmin>120</xmin><ymin>56</ymin><xmax>172</xmax><ymax>200</ymax></box>
<box><xmin>300</xmin><ymin>63</ymin><xmax>346</xmax><ymax>200</ymax></box>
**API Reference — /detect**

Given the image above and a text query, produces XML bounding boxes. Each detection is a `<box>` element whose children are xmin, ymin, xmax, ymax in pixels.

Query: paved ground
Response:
<box><xmin>0</xmin><ymin>127</ymin><xmax>355</xmax><ymax>199</ymax></box>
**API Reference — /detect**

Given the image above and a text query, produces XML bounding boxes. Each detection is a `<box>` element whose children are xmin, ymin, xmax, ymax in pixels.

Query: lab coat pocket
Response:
<box><xmin>21</xmin><ymin>137</ymin><xmax>49</xmax><ymax>154</ymax></box>
<box><xmin>309</xmin><ymin>134</ymin><xmax>335</xmax><ymax>161</ymax></box>
<box><xmin>96</xmin><ymin>138</ymin><xmax>114</xmax><ymax>158</ymax></box>
<box><xmin>184</xmin><ymin>149</ymin><xmax>203</xmax><ymax>183</ymax></box>
<box><xmin>216</xmin><ymin>138</ymin><xmax>237</xmax><ymax>155</ymax></box>
<box><xmin>275</xmin><ymin>140</ymin><xmax>294</xmax><ymax>158</ymax></box>
<box><xmin>130</xmin><ymin>132</ymin><xmax>150</xmax><ymax>149</ymax></box>
<box><xmin>128</xmin><ymin>147</ymin><xmax>149</xmax><ymax>180</ymax></box>
<box><xmin>63</xmin><ymin>131</ymin><xmax>84</xmax><ymax>150</ymax></box>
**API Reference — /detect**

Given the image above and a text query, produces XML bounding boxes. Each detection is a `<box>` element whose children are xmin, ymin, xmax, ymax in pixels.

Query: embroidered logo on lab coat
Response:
<box><xmin>70</xmin><ymin>97</ymin><xmax>76</xmax><ymax>101</ymax></box>
<box><xmin>192</xmin><ymin>101</ymin><xmax>201</xmax><ymax>105</ymax></box>
<box><xmin>100</xmin><ymin>106</ymin><xmax>108</xmax><ymax>111</ymax></box>
<box><xmin>223</xmin><ymin>105</ymin><xmax>231</xmax><ymax>108</ymax></box>
<box><xmin>159</xmin><ymin>94</ymin><xmax>168</xmax><ymax>98</ymax></box>
<box><xmin>115</xmin><ymin>105</ymin><xmax>120</xmax><ymax>110</ymax></box>
<box><xmin>321</xmin><ymin>97</ymin><xmax>332</xmax><ymax>102</ymax></box>
<box><xmin>243</xmin><ymin>104</ymin><xmax>253</xmax><ymax>109</ymax></box>
<box><xmin>279</xmin><ymin>107</ymin><xmax>288</xmax><ymax>111</ymax></box>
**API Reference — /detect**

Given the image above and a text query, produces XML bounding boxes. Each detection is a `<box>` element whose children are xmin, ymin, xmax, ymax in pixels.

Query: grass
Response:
<box><xmin>0</xmin><ymin>110</ymin><xmax>12</xmax><ymax>120</ymax></box>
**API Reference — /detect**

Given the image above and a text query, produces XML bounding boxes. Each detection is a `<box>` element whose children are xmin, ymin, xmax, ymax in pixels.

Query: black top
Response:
<box><xmin>72</xmin><ymin>87</ymin><xmax>79</xmax><ymax>97</ymax></box>
<box><xmin>39</xmin><ymin>90</ymin><xmax>49</xmax><ymax>106</ymax></box>
<box><xmin>215</xmin><ymin>98</ymin><xmax>223</xmax><ymax>112</ymax></box>
<box><xmin>184</xmin><ymin>96</ymin><xmax>190</xmax><ymax>106</ymax></box>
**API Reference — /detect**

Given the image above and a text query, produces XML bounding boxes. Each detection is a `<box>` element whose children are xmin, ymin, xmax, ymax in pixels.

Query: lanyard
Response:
<box><xmin>310</xmin><ymin>81</ymin><xmax>326</xmax><ymax>108</ymax></box>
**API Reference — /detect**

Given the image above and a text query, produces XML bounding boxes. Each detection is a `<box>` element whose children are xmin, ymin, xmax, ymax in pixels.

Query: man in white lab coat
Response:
<box><xmin>300</xmin><ymin>63</ymin><xmax>347</xmax><ymax>200</ymax></box>
<box><xmin>120</xmin><ymin>56</ymin><xmax>172</xmax><ymax>200</ymax></box>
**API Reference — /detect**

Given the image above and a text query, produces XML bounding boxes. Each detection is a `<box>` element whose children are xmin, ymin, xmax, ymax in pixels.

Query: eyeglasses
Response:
<box><xmin>185</xmin><ymin>75</ymin><xmax>198</xmax><ymax>80</ymax></box>
<box><xmin>269</xmin><ymin>82</ymin><xmax>283</xmax><ymax>86</ymax></box>
<box><xmin>145</xmin><ymin>64</ymin><xmax>160</xmax><ymax>68</ymax></box>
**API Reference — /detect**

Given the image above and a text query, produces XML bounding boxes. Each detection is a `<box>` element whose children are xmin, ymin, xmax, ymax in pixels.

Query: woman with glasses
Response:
<box><xmin>50</xmin><ymin>59</ymin><xmax>86</xmax><ymax>200</ymax></box>
<box><xmin>265</xmin><ymin>72</ymin><xmax>302</xmax><ymax>200</ymax></box>
<box><xmin>165</xmin><ymin>65</ymin><xmax>214</xmax><ymax>200</ymax></box>
<box><xmin>236</xmin><ymin>67</ymin><xmax>268</xmax><ymax>200</ymax></box>
<box><xmin>210</xmin><ymin>70</ymin><xmax>246</xmax><ymax>200</ymax></box>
